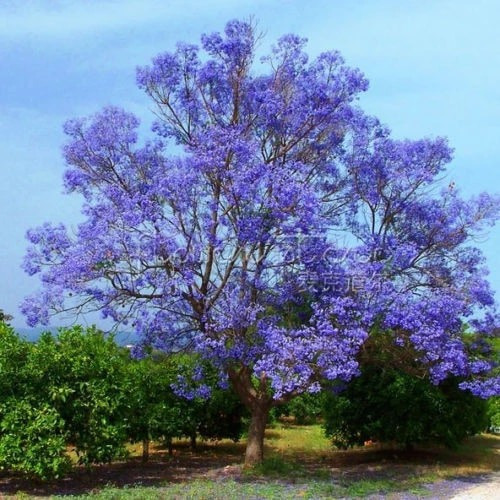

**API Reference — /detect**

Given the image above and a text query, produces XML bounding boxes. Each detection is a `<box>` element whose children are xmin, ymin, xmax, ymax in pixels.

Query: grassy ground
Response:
<box><xmin>50</xmin><ymin>478</ymin><xmax>432</xmax><ymax>499</ymax></box>
<box><xmin>2</xmin><ymin>423</ymin><xmax>499</xmax><ymax>498</ymax></box>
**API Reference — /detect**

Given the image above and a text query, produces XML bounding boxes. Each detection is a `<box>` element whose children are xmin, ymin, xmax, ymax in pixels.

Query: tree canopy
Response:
<box><xmin>22</xmin><ymin>19</ymin><xmax>499</xmax><ymax>464</ymax></box>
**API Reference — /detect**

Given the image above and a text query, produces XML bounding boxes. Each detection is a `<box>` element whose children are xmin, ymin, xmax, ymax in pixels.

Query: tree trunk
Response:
<box><xmin>227</xmin><ymin>364</ymin><xmax>272</xmax><ymax>466</ymax></box>
<box><xmin>142</xmin><ymin>438</ymin><xmax>150</xmax><ymax>463</ymax></box>
<box><xmin>166</xmin><ymin>437</ymin><xmax>173</xmax><ymax>456</ymax></box>
<box><xmin>244</xmin><ymin>404</ymin><xmax>269</xmax><ymax>466</ymax></box>
<box><xmin>190</xmin><ymin>433</ymin><xmax>197</xmax><ymax>450</ymax></box>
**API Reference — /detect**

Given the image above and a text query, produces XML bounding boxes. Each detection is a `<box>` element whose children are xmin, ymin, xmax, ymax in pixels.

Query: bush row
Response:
<box><xmin>0</xmin><ymin>323</ymin><xmax>245</xmax><ymax>479</ymax></box>
<box><xmin>0</xmin><ymin>322</ymin><xmax>495</xmax><ymax>480</ymax></box>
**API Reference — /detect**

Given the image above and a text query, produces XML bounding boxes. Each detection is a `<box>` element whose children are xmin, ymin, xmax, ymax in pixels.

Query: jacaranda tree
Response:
<box><xmin>22</xmin><ymin>20</ymin><xmax>499</xmax><ymax>464</ymax></box>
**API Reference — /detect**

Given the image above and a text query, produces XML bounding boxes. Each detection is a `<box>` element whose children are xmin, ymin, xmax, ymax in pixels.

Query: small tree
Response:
<box><xmin>0</xmin><ymin>322</ymin><xmax>31</xmax><ymax>399</ymax></box>
<box><xmin>27</xmin><ymin>327</ymin><xmax>129</xmax><ymax>466</ymax></box>
<box><xmin>125</xmin><ymin>353</ymin><xmax>181</xmax><ymax>462</ymax></box>
<box><xmin>487</xmin><ymin>398</ymin><xmax>500</xmax><ymax>433</ymax></box>
<box><xmin>195</xmin><ymin>384</ymin><xmax>246</xmax><ymax>444</ymax></box>
<box><xmin>323</xmin><ymin>328</ymin><xmax>492</xmax><ymax>449</ymax></box>
<box><xmin>125</xmin><ymin>352</ymin><xmax>245</xmax><ymax>461</ymax></box>
<box><xmin>0</xmin><ymin>326</ymin><xmax>131</xmax><ymax>478</ymax></box>
<box><xmin>278</xmin><ymin>392</ymin><xmax>324</xmax><ymax>425</ymax></box>
<box><xmin>0</xmin><ymin>323</ymin><xmax>70</xmax><ymax>480</ymax></box>
<box><xmin>179</xmin><ymin>356</ymin><xmax>247</xmax><ymax>445</ymax></box>
<box><xmin>22</xmin><ymin>20</ymin><xmax>499</xmax><ymax>464</ymax></box>
<box><xmin>485</xmin><ymin>337</ymin><xmax>500</xmax><ymax>433</ymax></box>
<box><xmin>0</xmin><ymin>308</ymin><xmax>12</xmax><ymax>324</ymax></box>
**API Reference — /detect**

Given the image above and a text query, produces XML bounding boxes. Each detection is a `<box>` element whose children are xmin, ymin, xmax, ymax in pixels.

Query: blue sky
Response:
<box><xmin>1</xmin><ymin>0</ymin><xmax>499</xmax><ymax>327</ymax></box>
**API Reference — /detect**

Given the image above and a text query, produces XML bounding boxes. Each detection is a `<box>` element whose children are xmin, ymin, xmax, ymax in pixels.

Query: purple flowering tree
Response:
<box><xmin>23</xmin><ymin>20</ymin><xmax>499</xmax><ymax>464</ymax></box>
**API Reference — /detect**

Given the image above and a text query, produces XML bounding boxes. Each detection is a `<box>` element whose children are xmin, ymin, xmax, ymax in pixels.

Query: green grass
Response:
<box><xmin>264</xmin><ymin>421</ymin><xmax>332</xmax><ymax>456</ymax></box>
<box><xmin>52</xmin><ymin>476</ymin><xmax>434</xmax><ymax>499</ymax></box>
<box><xmin>247</xmin><ymin>455</ymin><xmax>306</xmax><ymax>477</ymax></box>
<box><xmin>341</xmin><ymin>477</ymin><xmax>430</xmax><ymax>497</ymax></box>
<box><xmin>54</xmin><ymin>481</ymin><xmax>300</xmax><ymax>500</ymax></box>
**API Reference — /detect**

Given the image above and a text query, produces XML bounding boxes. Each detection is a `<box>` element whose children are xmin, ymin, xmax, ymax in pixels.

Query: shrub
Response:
<box><xmin>323</xmin><ymin>367</ymin><xmax>488</xmax><ymax>449</ymax></box>
<box><xmin>485</xmin><ymin>337</ymin><xmax>499</xmax><ymax>433</ymax></box>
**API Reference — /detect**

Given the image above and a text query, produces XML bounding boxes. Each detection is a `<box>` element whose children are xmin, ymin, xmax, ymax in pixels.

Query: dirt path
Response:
<box><xmin>449</xmin><ymin>472</ymin><xmax>500</xmax><ymax>499</ymax></box>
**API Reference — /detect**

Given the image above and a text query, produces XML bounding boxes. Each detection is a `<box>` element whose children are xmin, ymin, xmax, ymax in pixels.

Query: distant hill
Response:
<box><xmin>15</xmin><ymin>327</ymin><xmax>140</xmax><ymax>346</ymax></box>
<box><xmin>16</xmin><ymin>326</ymin><xmax>58</xmax><ymax>341</ymax></box>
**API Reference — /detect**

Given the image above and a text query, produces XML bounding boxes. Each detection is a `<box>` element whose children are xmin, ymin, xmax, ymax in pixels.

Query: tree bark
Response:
<box><xmin>166</xmin><ymin>437</ymin><xmax>173</xmax><ymax>456</ymax></box>
<box><xmin>227</xmin><ymin>364</ymin><xmax>272</xmax><ymax>466</ymax></box>
<box><xmin>190</xmin><ymin>433</ymin><xmax>197</xmax><ymax>450</ymax></box>
<box><xmin>142</xmin><ymin>438</ymin><xmax>150</xmax><ymax>463</ymax></box>
<box><xmin>244</xmin><ymin>404</ymin><xmax>269</xmax><ymax>466</ymax></box>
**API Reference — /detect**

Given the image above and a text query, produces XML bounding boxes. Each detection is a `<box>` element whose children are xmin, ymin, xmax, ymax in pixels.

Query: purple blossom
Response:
<box><xmin>22</xmin><ymin>19</ymin><xmax>500</xmax><ymax>410</ymax></box>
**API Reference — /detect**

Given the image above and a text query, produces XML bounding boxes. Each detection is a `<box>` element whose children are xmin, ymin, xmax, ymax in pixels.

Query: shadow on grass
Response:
<box><xmin>0</xmin><ymin>431</ymin><xmax>498</xmax><ymax>497</ymax></box>
<box><xmin>0</xmin><ymin>443</ymin><xmax>244</xmax><ymax>497</ymax></box>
